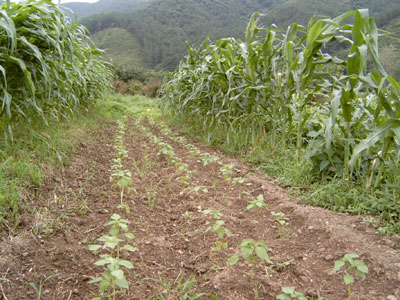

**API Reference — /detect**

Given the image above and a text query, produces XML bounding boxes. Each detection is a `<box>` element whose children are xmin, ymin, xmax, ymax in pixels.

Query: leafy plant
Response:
<box><xmin>332</xmin><ymin>253</ymin><xmax>369</xmax><ymax>298</ymax></box>
<box><xmin>276</xmin><ymin>286</ymin><xmax>324</xmax><ymax>300</ymax></box>
<box><xmin>220</xmin><ymin>164</ymin><xmax>235</xmax><ymax>182</ymax></box>
<box><xmin>110</xmin><ymin>169</ymin><xmax>133</xmax><ymax>210</ymax></box>
<box><xmin>143</xmin><ymin>271</ymin><xmax>220</xmax><ymax>300</ymax></box>
<box><xmin>29</xmin><ymin>273</ymin><xmax>58</xmax><ymax>300</ymax></box>
<box><xmin>202</xmin><ymin>209</ymin><xmax>231</xmax><ymax>252</ymax></box>
<box><xmin>200</xmin><ymin>153</ymin><xmax>220</xmax><ymax>167</ymax></box>
<box><xmin>161</xmin><ymin>10</ymin><xmax>400</xmax><ymax>227</ymax></box>
<box><xmin>247</xmin><ymin>195</ymin><xmax>267</xmax><ymax>217</ymax></box>
<box><xmin>227</xmin><ymin>238</ymin><xmax>272</xmax><ymax>299</ymax></box>
<box><xmin>0</xmin><ymin>0</ymin><xmax>112</xmax><ymax>142</ymax></box>
<box><xmin>89</xmin><ymin>214</ymin><xmax>136</xmax><ymax>300</ymax></box>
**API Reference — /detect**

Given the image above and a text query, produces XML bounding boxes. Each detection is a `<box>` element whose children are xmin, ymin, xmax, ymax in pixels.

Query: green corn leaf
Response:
<box><xmin>350</xmin><ymin>119</ymin><xmax>400</xmax><ymax>167</ymax></box>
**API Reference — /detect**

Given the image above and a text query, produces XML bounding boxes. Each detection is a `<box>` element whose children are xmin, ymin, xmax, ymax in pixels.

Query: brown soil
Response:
<box><xmin>1</xmin><ymin>118</ymin><xmax>399</xmax><ymax>300</ymax></box>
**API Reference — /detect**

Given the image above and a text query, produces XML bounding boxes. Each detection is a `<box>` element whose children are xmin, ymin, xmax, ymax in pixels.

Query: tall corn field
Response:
<box><xmin>0</xmin><ymin>0</ymin><xmax>113</xmax><ymax>142</ymax></box>
<box><xmin>161</xmin><ymin>10</ymin><xmax>400</xmax><ymax>221</ymax></box>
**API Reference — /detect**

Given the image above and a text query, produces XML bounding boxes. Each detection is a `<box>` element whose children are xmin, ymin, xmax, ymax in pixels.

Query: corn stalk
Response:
<box><xmin>0</xmin><ymin>0</ymin><xmax>113</xmax><ymax>143</ymax></box>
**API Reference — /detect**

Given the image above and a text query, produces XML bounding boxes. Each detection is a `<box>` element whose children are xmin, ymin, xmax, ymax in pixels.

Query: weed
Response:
<box><xmin>29</xmin><ymin>273</ymin><xmax>58</xmax><ymax>300</ymax></box>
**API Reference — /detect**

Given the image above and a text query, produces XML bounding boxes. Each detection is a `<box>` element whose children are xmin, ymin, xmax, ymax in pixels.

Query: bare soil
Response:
<box><xmin>1</xmin><ymin>118</ymin><xmax>399</xmax><ymax>300</ymax></box>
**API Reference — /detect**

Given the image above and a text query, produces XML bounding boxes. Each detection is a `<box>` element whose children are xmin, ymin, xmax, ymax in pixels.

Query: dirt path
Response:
<box><xmin>1</xmin><ymin>117</ymin><xmax>399</xmax><ymax>300</ymax></box>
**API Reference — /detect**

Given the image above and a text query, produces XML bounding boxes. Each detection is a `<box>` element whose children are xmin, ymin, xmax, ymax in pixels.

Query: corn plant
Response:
<box><xmin>332</xmin><ymin>253</ymin><xmax>368</xmax><ymax>298</ymax></box>
<box><xmin>0</xmin><ymin>0</ymin><xmax>113</xmax><ymax>143</ymax></box>
<box><xmin>161</xmin><ymin>10</ymin><xmax>400</xmax><ymax>223</ymax></box>
<box><xmin>89</xmin><ymin>214</ymin><xmax>136</xmax><ymax>300</ymax></box>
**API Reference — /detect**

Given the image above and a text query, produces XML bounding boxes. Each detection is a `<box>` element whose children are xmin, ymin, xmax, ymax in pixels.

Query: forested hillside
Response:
<box><xmin>81</xmin><ymin>0</ymin><xmax>282</xmax><ymax>70</ymax></box>
<box><xmin>62</xmin><ymin>0</ymin><xmax>151</xmax><ymax>19</ymax></box>
<box><xmin>79</xmin><ymin>0</ymin><xmax>400</xmax><ymax>76</ymax></box>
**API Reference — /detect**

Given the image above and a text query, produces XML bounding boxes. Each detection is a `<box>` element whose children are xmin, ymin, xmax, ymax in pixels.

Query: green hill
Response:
<box><xmin>62</xmin><ymin>0</ymin><xmax>152</xmax><ymax>19</ymax></box>
<box><xmin>80</xmin><ymin>0</ymin><xmax>400</xmax><ymax>75</ymax></box>
<box><xmin>378</xmin><ymin>16</ymin><xmax>400</xmax><ymax>79</ymax></box>
<box><xmin>92</xmin><ymin>27</ymin><xmax>146</xmax><ymax>70</ymax></box>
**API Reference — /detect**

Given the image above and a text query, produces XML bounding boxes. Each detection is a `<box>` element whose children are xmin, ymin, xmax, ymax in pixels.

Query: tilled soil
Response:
<box><xmin>0</xmin><ymin>118</ymin><xmax>399</xmax><ymax>300</ymax></box>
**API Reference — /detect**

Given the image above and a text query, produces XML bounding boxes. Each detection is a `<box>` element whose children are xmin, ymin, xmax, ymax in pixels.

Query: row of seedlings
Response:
<box><xmin>88</xmin><ymin>118</ymin><xmax>137</xmax><ymax>299</ymax></box>
<box><xmin>156</xmin><ymin>123</ymin><xmax>370</xmax><ymax>299</ymax></box>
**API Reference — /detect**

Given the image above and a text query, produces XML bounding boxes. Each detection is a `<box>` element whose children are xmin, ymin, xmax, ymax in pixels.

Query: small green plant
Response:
<box><xmin>89</xmin><ymin>214</ymin><xmax>136</xmax><ymax>300</ymax></box>
<box><xmin>181</xmin><ymin>185</ymin><xmax>209</xmax><ymax>206</ymax></box>
<box><xmin>227</xmin><ymin>239</ymin><xmax>272</xmax><ymax>299</ymax></box>
<box><xmin>220</xmin><ymin>164</ymin><xmax>235</xmax><ymax>182</ymax></box>
<box><xmin>271</xmin><ymin>211</ymin><xmax>289</xmax><ymax>226</ymax></box>
<box><xmin>276</xmin><ymin>286</ymin><xmax>324</xmax><ymax>300</ymax></box>
<box><xmin>110</xmin><ymin>169</ymin><xmax>133</xmax><ymax>211</ymax></box>
<box><xmin>157</xmin><ymin>142</ymin><xmax>176</xmax><ymax>164</ymax></box>
<box><xmin>132</xmin><ymin>152</ymin><xmax>152</xmax><ymax>179</ymax></box>
<box><xmin>29</xmin><ymin>273</ymin><xmax>58</xmax><ymax>300</ymax></box>
<box><xmin>332</xmin><ymin>253</ymin><xmax>369</xmax><ymax>298</ymax></box>
<box><xmin>176</xmin><ymin>174</ymin><xmax>191</xmax><ymax>186</ymax></box>
<box><xmin>200</xmin><ymin>153</ymin><xmax>220</xmax><ymax>166</ymax></box>
<box><xmin>145</xmin><ymin>179</ymin><xmax>162</xmax><ymax>209</ymax></box>
<box><xmin>271</xmin><ymin>211</ymin><xmax>290</xmax><ymax>237</ymax></box>
<box><xmin>202</xmin><ymin>209</ymin><xmax>231</xmax><ymax>252</ymax></box>
<box><xmin>247</xmin><ymin>195</ymin><xmax>267</xmax><ymax>217</ymax></box>
<box><xmin>143</xmin><ymin>271</ymin><xmax>220</xmax><ymax>300</ymax></box>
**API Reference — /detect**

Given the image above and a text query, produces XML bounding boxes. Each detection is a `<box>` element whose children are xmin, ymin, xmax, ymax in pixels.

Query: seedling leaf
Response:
<box><xmin>343</xmin><ymin>274</ymin><xmax>354</xmax><ymax>285</ymax></box>
<box><xmin>227</xmin><ymin>253</ymin><xmax>239</xmax><ymax>266</ymax></box>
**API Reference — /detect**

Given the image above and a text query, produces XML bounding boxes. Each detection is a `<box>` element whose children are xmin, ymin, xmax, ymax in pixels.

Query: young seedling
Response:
<box><xmin>276</xmin><ymin>286</ymin><xmax>324</xmax><ymax>300</ymax></box>
<box><xmin>247</xmin><ymin>195</ymin><xmax>267</xmax><ymax>217</ymax></box>
<box><xmin>200</xmin><ymin>153</ymin><xmax>220</xmax><ymax>167</ymax></box>
<box><xmin>271</xmin><ymin>211</ymin><xmax>290</xmax><ymax>237</ymax></box>
<box><xmin>176</xmin><ymin>174</ymin><xmax>191</xmax><ymax>186</ymax></box>
<box><xmin>332</xmin><ymin>253</ymin><xmax>368</xmax><ymax>298</ymax></box>
<box><xmin>157</xmin><ymin>142</ymin><xmax>176</xmax><ymax>165</ymax></box>
<box><xmin>181</xmin><ymin>185</ymin><xmax>209</xmax><ymax>202</ymax></box>
<box><xmin>110</xmin><ymin>169</ymin><xmax>133</xmax><ymax>211</ymax></box>
<box><xmin>220</xmin><ymin>164</ymin><xmax>235</xmax><ymax>182</ymax></box>
<box><xmin>201</xmin><ymin>209</ymin><xmax>230</xmax><ymax>251</ymax></box>
<box><xmin>89</xmin><ymin>214</ymin><xmax>136</xmax><ymax>300</ymax></box>
<box><xmin>232</xmin><ymin>176</ymin><xmax>247</xmax><ymax>199</ymax></box>
<box><xmin>227</xmin><ymin>239</ymin><xmax>272</xmax><ymax>299</ymax></box>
